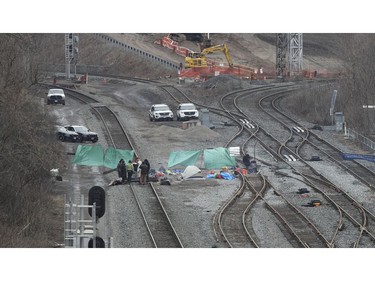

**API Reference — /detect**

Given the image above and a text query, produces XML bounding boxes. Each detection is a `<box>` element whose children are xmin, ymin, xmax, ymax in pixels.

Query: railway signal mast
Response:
<box><xmin>276</xmin><ymin>33</ymin><xmax>303</xmax><ymax>78</ymax></box>
<box><xmin>65</xmin><ymin>33</ymin><xmax>79</xmax><ymax>79</ymax></box>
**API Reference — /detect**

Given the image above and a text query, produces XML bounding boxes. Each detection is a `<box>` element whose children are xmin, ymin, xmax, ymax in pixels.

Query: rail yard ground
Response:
<box><xmin>38</xmin><ymin>32</ymin><xmax>375</xmax><ymax>280</ymax></box>
<box><xmin>3</xmin><ymin>29</ymin><xmax>375</xmax><ymax>281</ymax></box>
<box><xmin>44</xmin><ymin>73</ymin><xmax>374</xmax><ymax>267</ymax></box>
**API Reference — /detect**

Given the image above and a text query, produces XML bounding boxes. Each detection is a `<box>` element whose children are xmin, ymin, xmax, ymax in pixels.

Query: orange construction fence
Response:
<box><xmin>155</xmin><ymin>36</ymin><xmax>193</xmax><ymax>58</ymax></box>
<box><xmin>179</xmin><ymin>65</ymin><xmax>260</xmax><ymax>80</ymax></box>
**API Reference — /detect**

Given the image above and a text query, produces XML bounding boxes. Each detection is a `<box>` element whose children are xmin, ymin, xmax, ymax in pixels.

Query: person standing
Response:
<box><xmin>117</xmin><ymin>159</ymin><xmax>127</xmax><ymax>184</ymax></box>
<box><xmin>138</xmin><ymin>160</ymin><xmax>150</xmax><ymax>185</ymax></box>
<box><xmin>143</xmin><ymin>159</ymin><xmax>151</xmax><ymax>181</ymax></box>
<box><xmin>134</xmin><ymin>157</ymin><xmax>142</xmax><ymax>179</ymax></box>
<box><xmin>250</xmin><ymin>160</ymin><xmax>257</xmax><ymax>173</ymax></box>
<box><xmin>126</xmin><ymin>160</ymin><xmax>134</xmax><ymax>183</ymax></box>
<box><xmin>243</xmin><ymin>154</ymin><xmax>251</xmax><ymax>172</ymax></box>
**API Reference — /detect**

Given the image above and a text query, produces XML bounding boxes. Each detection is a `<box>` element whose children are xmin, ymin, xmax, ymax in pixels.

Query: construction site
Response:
<box><xmin>150</xmin><ymin>33</ymin><xmax>341</xmax><ymax>81</ymax></box>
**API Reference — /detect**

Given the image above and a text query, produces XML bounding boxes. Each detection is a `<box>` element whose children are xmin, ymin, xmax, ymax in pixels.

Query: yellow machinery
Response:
<box><xmin>185</xmin><ymin>44</ymin><xmax>233</xmax><ymax>68</ymax></box>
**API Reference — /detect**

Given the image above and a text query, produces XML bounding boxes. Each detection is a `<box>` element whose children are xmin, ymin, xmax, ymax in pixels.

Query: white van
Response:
<box><xmin>47</xmin><ymin>89</ymin><xmax>65</xmax><ymax>105</ymax></box>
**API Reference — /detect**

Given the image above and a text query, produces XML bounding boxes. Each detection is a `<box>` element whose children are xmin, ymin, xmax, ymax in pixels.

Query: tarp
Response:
<box><xmin>342</xmin><ymin>153</ymin><xmax>375</xmax><ymax>163</ymax></box>
<box><xmin>182</xmin><ymin>165</ymin><xmax>201</xmax><ymax>179</ymax></box>
<box><xmin>103</xmin><ymin>147</ymin><xmax>134</xmax><ymax>169</ymax></box>
<box><xmin>73</xmin><ymin>144</ymin><xmax>134</xmax><ymax>168</ymax></box>
<box><xmin>73</xmin><ymin>145</ymin><xmax>104</xmax><ymax>166</ymax></box>
<box><xmin>168</xmin><ymin>150</ymin><xmax>201</xmax><ymax>168</ymax></box>
<box><xmin>207</xmin><ymin>171</ymin><xmax>236</xmax><ymax>180</ymax></box>
<box><xmin>203</xmin><ymin>147</ymin><xmax>236</xmax><ymax>169</ymax></box>
<box><xmin>167</xmin><ymin>147</ymin><xmax>236</xmax><ymax>169</ymax></box>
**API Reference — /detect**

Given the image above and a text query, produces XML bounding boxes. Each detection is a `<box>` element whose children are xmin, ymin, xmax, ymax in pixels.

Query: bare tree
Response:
<box><xmin>285</xmin><ymin>34</ymin><xmax>375</xmax><ymax>136</ymax></box>
<box><xmin>337</xmin><ymin>34</ymin><xmax>375</xmax><ymax>135</ymax></box>
<box><xmin>0</xmin><ymin>34</ymin><xmax>64</xmax><ymax>247</ymax></box>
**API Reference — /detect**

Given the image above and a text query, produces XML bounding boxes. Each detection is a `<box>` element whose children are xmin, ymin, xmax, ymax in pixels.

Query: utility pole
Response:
<box><xmin>65</xmin><ymin>33</ymin><xmax>79</xmax><ymax>79</ymax></box>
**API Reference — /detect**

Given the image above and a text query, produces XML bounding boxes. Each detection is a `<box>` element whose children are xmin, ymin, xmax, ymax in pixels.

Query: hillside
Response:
<box><xmin>106</xmin><ymin>33</ymin><xmax>346</xmax><ymax>74</ymax></box>
<box><xmin>39</xmin><ymin>33</ymin><xmax>346</xmax><ymax>80</ymax></box>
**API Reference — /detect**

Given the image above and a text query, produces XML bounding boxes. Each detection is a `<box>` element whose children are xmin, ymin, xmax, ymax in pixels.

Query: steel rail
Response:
<box><xmin>252</xmin><ymin>87</ymin><xmax>375</xmax><ymax>247</ymax></box>
<box><xmin>43</xmin><ymin>83</ymin><xmax>183</xmax><ymax>248</ymax></box>
<box><xmin>213</xmin><ymin>84</ymin><xmax>329</xmax><ymax>247</ymax></box>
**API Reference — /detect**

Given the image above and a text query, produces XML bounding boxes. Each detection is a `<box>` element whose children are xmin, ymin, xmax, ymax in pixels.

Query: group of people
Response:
<box><xmin>117</xmin><ymin>157</ymin><xmax>150</xmax><ymax>185</ymax></box>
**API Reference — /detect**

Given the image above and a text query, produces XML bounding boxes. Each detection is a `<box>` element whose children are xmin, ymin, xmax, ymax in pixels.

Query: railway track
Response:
<box><xmin>129</xmin><ymin>182</ymin><xmax>183</xmax><ymax>248</ymax></box>
<box><xmin>243</xmin><ymin>85</ymin><xmax>375</xmax><ymax>247</ymax></box>
<box><xmin>212</xmin><ymin>174</ymin><xmax>261</xmax><ymax>248</ymax></box>
<box><xmin>213</xmin><ymin>85</ymin><xmax>331</xmax><ymax>247</ymax></box>
<box><xmin>43</xmin><ymin>83</ymin><xmax>183</xmax><ymax>248</ymax></box>
<box><xmin>157</xmin><ymin>82</ymin><xmax>330</xmax><ymax>247</ymax></box>
<box><xmin>164</xmin><ymin>79</ymin><xmax>375</xmax><ymax>247</ymax></box>
<box><xmin>262</xmin><ymin>90</ymin><xmax>375</xmax><ymax>190</ymax></box>
<box><xmin>160</xmin><ymin>82</ymin><xmax>342</xmax><ymax>247</ymax></box>
<box><xmin>44</xmin><ymin>74</ymin><xmax>375</xmax><ymax>248</ymax></box>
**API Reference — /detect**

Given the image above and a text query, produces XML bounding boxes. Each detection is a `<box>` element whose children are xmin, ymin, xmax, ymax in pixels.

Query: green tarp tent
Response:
<box><xmin>103</xmin><ymin>147</ymin><xmax>134</xmax><ymax>169</ymax></box>
<box><xmin>167</xmin><ymin>147</ymin><xmax>236</xmax><ymax>169</ymax></box>
<box><xmin>73</xmin><ymin>144</ymin><xmax>134</xmax><ymax>168</ymax></box>
<box><xmin>168</xmin><ymin>150</ymin><xmax>201</xmax><ymax>168</ymax></box>
<box><xmin>203</xmin><ymin>147</ymin><xmax>236</xmax><ymax>169</ymax></box>
<box><xmin>73</xmin><ymin>145</ymin><xmax>104</xmax><ymax>166</ymax></box>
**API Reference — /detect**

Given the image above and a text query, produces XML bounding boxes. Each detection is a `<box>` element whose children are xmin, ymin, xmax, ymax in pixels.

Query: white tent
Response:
<box><xmin>182</xmin><ymin>165</ymin><xmax>201</xmax><ymax>179</ymax></box>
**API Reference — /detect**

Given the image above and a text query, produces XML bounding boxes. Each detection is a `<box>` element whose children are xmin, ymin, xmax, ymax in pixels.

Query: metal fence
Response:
<box><xmin>41</xmin><ymin>34</ymin><xmax>180</xmax><ymax>76</ymax></box>
<box><xmin>347</xmin><ymin>128</ymin><xmax>375</xmax><ymax>152</ymax></box>
<box><xmin>95</xmin><ymin>33</ymin><xmax>180</xmax><ymax>70</ymax></box>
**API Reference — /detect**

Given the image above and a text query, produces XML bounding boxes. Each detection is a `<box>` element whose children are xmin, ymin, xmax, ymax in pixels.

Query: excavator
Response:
<box><xmin>185</xmin><ymin>44</ymin><xmax>233</xmax><ymax>68</ymax></box>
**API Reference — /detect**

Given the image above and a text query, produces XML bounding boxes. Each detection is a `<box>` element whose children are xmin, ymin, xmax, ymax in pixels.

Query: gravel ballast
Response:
<box><xmin>51</xmin><ymin>75</ymin><xmax>375</xmax><ymax>248</ymax></box>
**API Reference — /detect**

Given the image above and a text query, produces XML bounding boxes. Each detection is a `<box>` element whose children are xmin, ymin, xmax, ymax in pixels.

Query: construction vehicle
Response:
<box><xmin>185</xmin><ymin>44</ymin><xmax>233</xmax><ymax>68</ymax></box>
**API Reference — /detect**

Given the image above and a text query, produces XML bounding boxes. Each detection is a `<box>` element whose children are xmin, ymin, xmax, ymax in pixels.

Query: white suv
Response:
<box><xmin>149</xmin><ymin>104</ymin><xmax>173</xmax><ymax>121</ymax></box>
<box><xmin>176</xmin><ymin>103</ymin><xmax>199</xmax><ymax>121</ymax></box>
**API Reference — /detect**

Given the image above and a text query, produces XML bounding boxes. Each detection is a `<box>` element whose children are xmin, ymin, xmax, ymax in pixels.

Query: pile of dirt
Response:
<box><xmin>143</xmin><ymin>124</ymin><xmax>220</xmax><ymax>142</ymax></box>
<box><xmin>185</xmin><ymin>124</ymin><xmax>221</xmax><ymax>140</ymax></box>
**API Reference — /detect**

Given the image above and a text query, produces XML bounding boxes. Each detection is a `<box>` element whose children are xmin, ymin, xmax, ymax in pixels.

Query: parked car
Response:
<box><xmin>55</xmin><ymin>125</ymin><xmax>80</xmax><ymax>142</ymax></box>
<box><xmin>63</xmin><ymin>125</ymin><xmax>98</xmax><ymax>143</ymax></box>
<box><xmin>176</xmin><ymin>103</ymin><xmax>199</xmax><ymax>121</ymax></box>
<box><xmin>47</xmin><ymin>89</ymin><xmax>65</xmax><ymax>105</ymax></box>
<box><xmin>149</xmin><ymin>104</ymin><xmax>173</xmax><ymax>121</ymax></box>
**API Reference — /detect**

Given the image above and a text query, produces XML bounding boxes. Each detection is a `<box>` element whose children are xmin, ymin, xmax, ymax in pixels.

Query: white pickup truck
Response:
<box><xmin>47</xmin><ymin>88</ymin><xmax>65</xmax><ymax>105</ymax></box>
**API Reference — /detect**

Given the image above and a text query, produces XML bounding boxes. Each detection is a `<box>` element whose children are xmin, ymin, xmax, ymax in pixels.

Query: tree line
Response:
<box><xmin>286</xmin><ymin>34</ymin><xmax>375</xmax><ymax>137</ymax></box>
<box><xmin>0</xmin><ymin>34</ymin><xmax>64</xmax><ymax>247</ymax></box>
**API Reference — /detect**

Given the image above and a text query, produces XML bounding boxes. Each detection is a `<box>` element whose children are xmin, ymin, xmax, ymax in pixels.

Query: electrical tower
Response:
<box><xmin>65</xmin><ymin>33</ymin><xmax>79</xmax><ymax>79</ymax></box>
<box><xmin>276</xmin><ymin>33</ymin><xmax>303</xmax><ymax>77</ymax></box>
